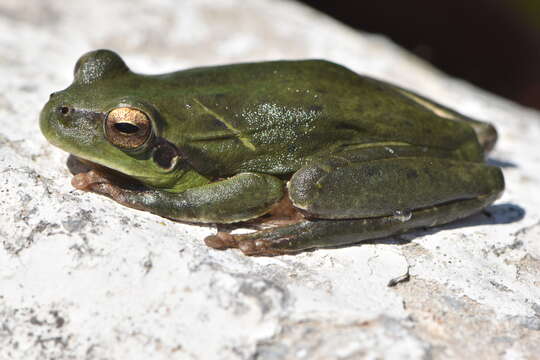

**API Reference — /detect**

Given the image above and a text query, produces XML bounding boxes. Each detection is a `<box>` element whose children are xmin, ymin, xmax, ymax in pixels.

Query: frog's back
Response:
<box><xmin>156</xmin><ymin>60</ymin><xmax>485</xmax><ymax>177</ymax></box>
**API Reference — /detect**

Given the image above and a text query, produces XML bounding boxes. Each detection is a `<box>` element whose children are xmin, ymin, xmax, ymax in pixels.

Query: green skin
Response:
<box><xmin>40</xmin><ymin>49</ymin><xmax>504</xmax><ymax>256</ymax></box>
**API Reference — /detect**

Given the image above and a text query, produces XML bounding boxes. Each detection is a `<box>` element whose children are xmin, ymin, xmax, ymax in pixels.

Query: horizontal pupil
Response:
<box><xmin>114</xmin><ymin>122</ymin><xmax>139</xmax><ymax>134</ymax></box>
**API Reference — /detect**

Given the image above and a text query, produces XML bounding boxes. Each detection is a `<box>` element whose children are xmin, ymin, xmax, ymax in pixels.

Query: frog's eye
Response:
<box><xmin>105</xmin><ymin>107</ymin><xmax>152</xmax><ymax>150</ymax></box>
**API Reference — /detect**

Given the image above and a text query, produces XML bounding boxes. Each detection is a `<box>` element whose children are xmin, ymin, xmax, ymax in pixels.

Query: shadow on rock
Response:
<box><xmin>358</xmin><ymin>202</ymin><xmax>525</xmax><ymax>247</ymax></box>
<box><xmin>487</xmin><ymin>158</ymin><xmax>517</xmax><ymax>168</ymax></box>
<box><xmin>446</xmin><ymin>202</ymin><xmax>525</xmax><ymax>228</ymax></box>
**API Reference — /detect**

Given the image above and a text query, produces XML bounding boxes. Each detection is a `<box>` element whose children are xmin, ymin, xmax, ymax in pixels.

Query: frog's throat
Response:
<box><xmin>68</xmin><ymin>155</ymin><xmax>209</xmax><ymax>193</ymax></box>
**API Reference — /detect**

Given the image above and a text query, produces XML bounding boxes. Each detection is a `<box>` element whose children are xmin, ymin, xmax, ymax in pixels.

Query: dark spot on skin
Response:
<box><xmin>335</xmin><ymin>121</ymin><xmax>364</xmax><ymax>133</ymax></box>
<box><xmin>309</xmin><ymin>105</ymin><xmax>323</xmax><ymax>112</ymax></box>
<box><xmin>208</xmin><ymin>116</ymin><xmax>228</xmax><ymax>130</ymax></box>
<box><xmin>406</xmin><ymin>169</ymin><xmax>418</xmax><ymax>179</ymax></box>
<box><xmin>60</xmin><ymin>106</ymin><xmax>70</xmax><ymax>115</ymax></box>
<box><xmin>152</xmin><ymin>139</ymin><xmax>178</xmax><ymax>169</ymax></box>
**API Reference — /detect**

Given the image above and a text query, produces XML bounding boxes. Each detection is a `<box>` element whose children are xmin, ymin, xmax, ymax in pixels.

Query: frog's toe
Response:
<box><xmin>71</xmin><ymin>170</ymin><xmax>111</xmax><ymax>190</ymax></box>
<box><xmin>204</xmin><ymin>232</ymin><xmax>238</xmax><ymax>250</ymax></box>
<box><xmin>203</xmin><ymin>232</ymin><xmax>272</xmax><ymax>256</ymax></box>
<box><xmin>237</xmin><ymin>237</ymin><xmax>296</xmax><ymax>256</ymax></box>
<box><xmin>238</xmin><ymin>238</ymin><xmax>285</xmax><ymax>256</ymax></box>
<box><xmin>204</xmin><ymin>231</ymin><xmax>290</xmax><ymax>256</ymax></box>
<box><xmin>237</xmin><ymin>239</ymin><xmax>259</xmax><ymax>255</ymax></box>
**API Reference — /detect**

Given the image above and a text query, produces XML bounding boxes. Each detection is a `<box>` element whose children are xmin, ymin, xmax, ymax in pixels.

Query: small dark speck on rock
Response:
<box><xmin>29</xmin><ymin>316</ymin><xmax>43</xmax><ymax>326</ymax></box>
<box><xmin>50</xmin><ymin>311</ymin><xmax>65</xmax><ymax>328</ymax></box>
<box><xmin>489</xmin><ymin>280</ymin><xmax>512</xmax><ymax>293</ymax></box>
<box><xmin>142</xmin><ymin>256</ymin><xmax>153</xmax><ymax>274</ymax></box>
<box><xmin>387</xmin><ymin>267</ymin><xmax>410</xmax><ymax>287</ymax></box>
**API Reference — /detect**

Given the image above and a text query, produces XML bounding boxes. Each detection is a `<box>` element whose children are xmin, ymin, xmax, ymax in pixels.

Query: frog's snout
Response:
<box><xmin>39</xmin><ymin>99</ymin><xmax>69</xmax><ymax>147</ymax></box>
<box><xmin>39</xmin><ymin>97</ymin><xmax>106</xmax><ymax>151</ymax></box>
<box><xmin>39</xmin><ymin>100</ymin><xmax>56</xmax><ymax>143</ymax></box>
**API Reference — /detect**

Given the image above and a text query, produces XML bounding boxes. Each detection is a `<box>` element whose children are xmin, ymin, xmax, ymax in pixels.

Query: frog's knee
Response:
<box><xmin>287</xmin><ymin>164</ymin><xmax>329</xmax><ymax>213</ymax></box>
<box><xmin>475</xmin><ymin>122</ymin><xmax>498</xmax><ymax>153</ymax></box>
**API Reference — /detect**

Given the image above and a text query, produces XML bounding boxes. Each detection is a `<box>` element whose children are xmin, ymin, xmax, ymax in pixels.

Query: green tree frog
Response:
<box><xmin>40</xmin><ymin>50</ymin><xmax>504</xmax><ymax>256</ymax></box>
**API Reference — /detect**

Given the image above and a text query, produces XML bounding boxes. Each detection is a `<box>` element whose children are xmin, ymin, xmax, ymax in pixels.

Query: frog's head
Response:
<box><xmin>40</xmin><ymin>49</ymin><xmax>204</xmax><ymax>191</ymax></box>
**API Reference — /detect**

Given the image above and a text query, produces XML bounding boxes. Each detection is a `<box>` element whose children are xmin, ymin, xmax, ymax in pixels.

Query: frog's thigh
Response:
<box><xmin>288</xmin><ymin>157</ymin><xmax>504</xmax><ymax>219</ymax></box>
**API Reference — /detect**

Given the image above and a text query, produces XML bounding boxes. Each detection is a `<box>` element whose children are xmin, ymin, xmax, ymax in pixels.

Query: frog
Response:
<box><xmin>40</xmin><ymin>49</ymin><xmax>504</xmax><ymax>256</ymax></box>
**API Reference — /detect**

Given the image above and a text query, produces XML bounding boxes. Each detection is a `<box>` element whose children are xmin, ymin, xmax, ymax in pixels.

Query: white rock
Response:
<box><xmin>1</xmin><ymin>0</ymin><xmax>539</xmax><ymax>359</ymax></box>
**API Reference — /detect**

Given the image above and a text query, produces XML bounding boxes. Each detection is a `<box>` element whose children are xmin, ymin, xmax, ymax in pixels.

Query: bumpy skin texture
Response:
<box><xmin>40</xmin><ymin>49</ymin><xmax>504</xmax><ymax>256</ymax></box>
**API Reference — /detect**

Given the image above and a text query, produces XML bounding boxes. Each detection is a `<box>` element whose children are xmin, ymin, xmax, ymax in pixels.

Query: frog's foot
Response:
<box><xmin>204</xmin><ymin>232</ymin><xmax>238</xmax><ymax>250</ymax></box>
<box><xmin>204</xmin><ymin>231</ymin><xmax>283</xmax><ymax>256</ymax></box>
<box><xmin>71</xmin><ymin>169</ymin><xmax>141</xmax><ymax>210</ymax></box>
<box><xmin>71</xmin><ymin>169</ymin><xmax>113</xmax><ymax>191</ymax></box>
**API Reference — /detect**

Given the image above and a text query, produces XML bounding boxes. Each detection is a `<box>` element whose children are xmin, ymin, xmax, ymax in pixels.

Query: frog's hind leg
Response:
<box><xmin>205</xmin><ymin>153</ymin><xmax>504</xmax><ymax>256</ymax></box>
<box><xmin>206</xmin><ymin>194</ymin><xmax>499</xmax><ymax>256</ymax></box>
<box><xmin>288</xmin><ymin>156</ymin><xmax>504</xmax><ymax>220</ymax></box>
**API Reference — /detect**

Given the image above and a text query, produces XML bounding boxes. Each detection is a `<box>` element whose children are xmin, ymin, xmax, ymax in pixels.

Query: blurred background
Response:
<box><xmin>299</xmin><ymin>0</ymin><xmax>540</xmax><ymax>110</ymax></box>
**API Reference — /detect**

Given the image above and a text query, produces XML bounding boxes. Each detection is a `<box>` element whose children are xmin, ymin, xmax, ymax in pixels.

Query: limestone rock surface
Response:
<box><xmin>0</xmin><ymin>1</ymin><xmax>539</xmax><ymax>359</ymax></box>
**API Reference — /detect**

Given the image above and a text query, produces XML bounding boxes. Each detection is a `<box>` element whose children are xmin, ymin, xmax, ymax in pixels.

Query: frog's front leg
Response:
<box><xmin>208</xmin><ymin>155</ymin><xmax>504</xmax><ymax>256</ymax></box>
<box><xmin>73</xmin><ymin>171</ymin><xmax>284</xmax><ymax>224</ymax></box>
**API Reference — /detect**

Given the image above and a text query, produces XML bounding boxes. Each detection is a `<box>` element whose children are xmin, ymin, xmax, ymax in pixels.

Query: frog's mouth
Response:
<box><xmin>67</xmin><ymin>154</ymin><xmax>147</xmax><ymax>192</ymax></box>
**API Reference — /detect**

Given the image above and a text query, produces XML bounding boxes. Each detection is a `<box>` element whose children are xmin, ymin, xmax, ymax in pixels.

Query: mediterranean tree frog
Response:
<box><xmin>40</xmin><ymin>50</ymin><xmax>504</xmax><ymax>256</ymax></box>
